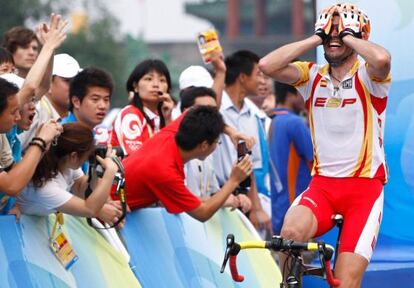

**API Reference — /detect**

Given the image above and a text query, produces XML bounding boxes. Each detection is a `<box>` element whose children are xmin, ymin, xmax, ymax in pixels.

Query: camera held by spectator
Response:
<box><xmin>234</xmin><ymin>140</ymin><xmax>252</xmax><ymax>195</ymax></box>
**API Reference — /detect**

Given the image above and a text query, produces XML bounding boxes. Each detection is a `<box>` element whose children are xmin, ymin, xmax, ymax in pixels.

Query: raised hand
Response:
<box><xmin>336</xmin><ymin>3</ymin><xmax>363</xmax><ymax>39</ymax></box>
<box><xmin>210</xmin><ymin>51</ymin><xmax>226</xmax><ymax>74</ymax></box>
<box><xmin>37</xmin><ymin>13</ymin><xmax>68</xmax><ymax>50</ymax></box>
<box><xmin>159</xmin><ymin>92</ymin><xmax>175</xmax><ymax>123</ymax></box>
<box><xmin>314</xmin><ymin>5</ymin><xmax>336</xmax><ymax>42</ymax></box>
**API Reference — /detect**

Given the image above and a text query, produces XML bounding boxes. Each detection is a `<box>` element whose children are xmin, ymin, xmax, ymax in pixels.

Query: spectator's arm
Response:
<box><xmin>187</xmin><ymin>155</ymin><xmax>252</xmax><ymax>222</ymax></box>
<box><xmin>210</xmin><ymin>51</ymin><xmax>226</xmax><ymax>108</ymax></box>
<box><xmin>247</xmin><ymin>174</ymin><xmax>271</xmax><ymax>230</ymax></box>
<box><xmin>71</xmin><ymin>175</ymin><xmax>88</xmax><ymax>198</ymax></box>
<box><xmin>0</xmin><ymin>121</ymin><xmax>62</xmax><ymax>196</ymax></box>
<box><xmin>35</xmin><ymin>54</ymin><xmax>53</xmax><ymax>98</ymax></box>
<box><xmin>57</xmin><ymin>155</ymin><xmax>117</xmax><ymax>217</ymax></box>
<box><xmin>223</xmin><ymin>125</ymin><xmax>256</xmax><ymax>150</ymax></box>
<box><xmin>18</xmin><ymin>14</ymin><xmax>67</xmax><ymax>105</ymax></box>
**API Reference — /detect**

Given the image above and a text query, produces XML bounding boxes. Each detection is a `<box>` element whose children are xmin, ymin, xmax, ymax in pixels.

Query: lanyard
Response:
<box><xmin>49</xmin><ymin>212</ymin><xmax>64</xmax><ymax>240</ymax></box>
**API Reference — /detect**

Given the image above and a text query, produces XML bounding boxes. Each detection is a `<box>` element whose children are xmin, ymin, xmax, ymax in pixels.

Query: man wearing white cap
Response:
<box><xmin>172</xmin><ymin>52</ymin><xmax>226</xmax><ymax>120</ymax></box>
<box><xmin>19</xmin><ymin>53</ymin><xmax>81</xmax><ymax>150</ymax></box>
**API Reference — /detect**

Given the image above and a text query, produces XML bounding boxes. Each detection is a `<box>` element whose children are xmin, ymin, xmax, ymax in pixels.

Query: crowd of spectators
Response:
<box><xmin>0</xmin><ymin>13</ymin><xmax>312</xmax><ymax>251</ymax></box>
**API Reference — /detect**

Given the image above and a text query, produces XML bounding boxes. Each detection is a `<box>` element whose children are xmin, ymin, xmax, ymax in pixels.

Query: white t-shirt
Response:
<box><xmin>17</xmin><ymin>168</ymin><xmax>84</xmax><ymax>216</ymax></box>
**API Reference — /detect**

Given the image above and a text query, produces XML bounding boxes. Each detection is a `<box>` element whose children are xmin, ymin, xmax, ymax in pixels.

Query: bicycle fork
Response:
<box><xmin>281</xmin><ymin>252</ymin><xmax>303</xmax><ymax>288</ymax></box>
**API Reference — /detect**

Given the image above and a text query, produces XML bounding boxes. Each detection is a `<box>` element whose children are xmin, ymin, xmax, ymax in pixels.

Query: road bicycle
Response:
<box><xmin>221</xmin><ymin>215</ymin><xmax>344</xmax><ymax>288</ymax></box>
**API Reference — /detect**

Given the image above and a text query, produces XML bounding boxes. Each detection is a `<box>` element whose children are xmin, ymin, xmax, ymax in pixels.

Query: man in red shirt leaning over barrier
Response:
<box><xmin>123</xmin><ymin>105</ymin><xmax>253</xmax><ymax>222</ymax></box>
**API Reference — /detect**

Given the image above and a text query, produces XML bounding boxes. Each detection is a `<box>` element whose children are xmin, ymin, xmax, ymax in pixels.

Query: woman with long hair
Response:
<box><xmin>110</xmin><ymin>59</ymin><xmax>174</xmax><ymax>156</ymax></box>
<box><xmin>16</xmin><ymin>123</ymin><xmax>118</xmax><ymax>217</ymax></box>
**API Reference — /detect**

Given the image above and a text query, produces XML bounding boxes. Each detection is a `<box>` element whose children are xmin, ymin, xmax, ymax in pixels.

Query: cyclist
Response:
<box><xmin>259</xmin><ymin>3</ymin><xmax>391</xmax><ymax>287</ymax></box>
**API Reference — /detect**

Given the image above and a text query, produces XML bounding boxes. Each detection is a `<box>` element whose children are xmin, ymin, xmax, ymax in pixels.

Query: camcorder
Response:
<box><xmin>234</xmin><ymin>140</ymin><xmax>252</xmax><ymax>195</ymax></box>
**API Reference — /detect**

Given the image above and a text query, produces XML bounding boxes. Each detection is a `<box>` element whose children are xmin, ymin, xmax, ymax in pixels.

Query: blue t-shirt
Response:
<box><xmin>61</xmin><ymin>112</ymin><xmax>77</xmax><ymax>125</ymax></box>
<box><xmin>1</xmin><ymin>126</ymin><xmax>21</xmax><ymax>214</ymax></box>
<box><xmin>61</xmin><ymin>112</ymin><xmax>90</xmax><ymax>173</ymax></box>
<box><xmin>269</xmin><ymin>108</ymin><xmax>313</xmax><ymax>233</ymax></box>
<box><xmin>6</xmin><ymin>125</ymin><xmax>23</xmax><ymax>162</ymax></box>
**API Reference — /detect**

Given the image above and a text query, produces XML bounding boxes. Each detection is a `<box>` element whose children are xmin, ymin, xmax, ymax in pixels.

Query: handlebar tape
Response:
<box><xmin>229</xmin><ymin>255</ymin><xmax>245</xmax><ymax>282</ymax></box>
<box><xmin>324</xmin><ymin>260</ymin><xmax>341</xmax><ymax>287</ymax></box>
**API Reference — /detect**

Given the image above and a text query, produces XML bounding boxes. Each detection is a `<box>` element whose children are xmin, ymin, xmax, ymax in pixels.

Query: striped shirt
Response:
<box><xmin>292</xmin><ymin>60</ymin><xmax>391</xmax><ymax>182</ymax></box>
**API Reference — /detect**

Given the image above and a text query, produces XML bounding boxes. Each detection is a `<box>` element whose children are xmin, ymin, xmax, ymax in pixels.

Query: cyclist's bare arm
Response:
<box><xmin>259</xmin><ymin>35</ymin><xmax>321</xmax><ymax>84</ymax></box>
<box><xmin>342</xmin><ymin>35</ymin><xmax>391</xmax><ymax>81</ymax></box>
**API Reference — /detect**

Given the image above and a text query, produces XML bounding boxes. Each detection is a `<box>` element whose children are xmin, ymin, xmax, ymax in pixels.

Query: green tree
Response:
<box><xmin>59</xmin><ymin>5</ymin><xmax>128</xmax><ymax>107</ymax></box>
<box><xmin>0</xmin><ymin>0</ymin><xmax>59</xmax><ymax>37</ymax></box>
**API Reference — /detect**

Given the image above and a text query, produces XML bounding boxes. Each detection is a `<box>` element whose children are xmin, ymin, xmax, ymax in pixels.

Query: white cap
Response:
<box><xmin>52</xmin><ymin>53</ymin><xmax>81</xmax><ymax>78</ymax></box>
<box><xmin>0</xmin><ymin>73</ymin><xmax>24</xmax><ymax>89</ymax></box>
<box><xmin>179</xmin><ymin>65</ymin><xmax>213</xmax><ymax>90</ymax></box>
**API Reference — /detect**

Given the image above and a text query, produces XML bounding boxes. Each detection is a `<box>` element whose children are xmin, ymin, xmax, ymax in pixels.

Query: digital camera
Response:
<box><xmin>236</xmin><ymin>140</ymin><xmax>251</xmax><ymax>194</ymax></box>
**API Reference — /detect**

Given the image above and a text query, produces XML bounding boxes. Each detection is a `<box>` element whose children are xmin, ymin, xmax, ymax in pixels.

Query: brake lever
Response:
<box><xmin>220</xmin><ymin>234</ymin><xmax>235</xmax><ymax>273</ymax></box>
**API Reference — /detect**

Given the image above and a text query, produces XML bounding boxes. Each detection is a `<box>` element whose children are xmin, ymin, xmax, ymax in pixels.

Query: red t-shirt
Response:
<box><xmin>122</xmin><ymin>113</ymin><xmax>201</xmax><ymax>213</ymax></box>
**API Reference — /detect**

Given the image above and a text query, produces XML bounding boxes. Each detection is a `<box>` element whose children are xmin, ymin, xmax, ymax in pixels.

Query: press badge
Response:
<box><xmin>50</xmin><ymin>230</ymin><xmax>78</xmax><ymax>270</ymax></box>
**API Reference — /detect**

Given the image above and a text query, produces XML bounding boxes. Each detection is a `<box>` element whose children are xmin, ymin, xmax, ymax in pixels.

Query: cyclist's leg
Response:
<box><xmin>333</xmin><ymin>178</ymin><xmax>384</xmax><ymax>288</ymax></box>
<box><xmin>281</xmin><ymin>205</ymin><xmax>317</xmax><ymax>241</ymax></box>
<box><xmin>281</xmin><ymin>176</ymin><xmax>336</xmax><ymax>241</ymax></box>
<box><xmin>279</xmin><ymin>176</ymin><xmax>336</xmax><ymax>282</ymax></box>
<box><xmin>334</xmin><ymin>252</ymin><xmax>368</xmax><ymax>288</ymax></box>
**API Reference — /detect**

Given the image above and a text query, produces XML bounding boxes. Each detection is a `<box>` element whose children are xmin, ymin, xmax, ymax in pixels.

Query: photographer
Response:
<box><xmin>15</xmin><ymin>123</ymin><xmax>119</xmax><ymax>220</ymax></box>
<box><xmin>122</xmin><ymin>106</ymin><xmax>252</xmax><ymax>222</ymax></box>
<box><xmin>61</xmin><ymin>67</ymin><xmax>124</xmax><ymax>225</ymax></box>
<box><xmin>180</xmin><ymin>87</ymin><xmax>251</xmax><ymax>213</ymax></box>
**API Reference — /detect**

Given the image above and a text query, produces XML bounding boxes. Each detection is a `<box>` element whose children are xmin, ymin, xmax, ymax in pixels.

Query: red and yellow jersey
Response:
<box><xmin>292</xmin><ymin>60</ymin><xmax>391</xmax><ymax>182</ymax></box>
<box><xmin>110</xmin><ymin>105</ymin><xmax>156</xmax><ymax>156</ymax></box>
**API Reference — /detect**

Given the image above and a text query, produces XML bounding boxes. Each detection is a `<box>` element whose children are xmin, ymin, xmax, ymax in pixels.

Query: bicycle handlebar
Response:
<box><xmin>220</xmin><ymin>234</ymin><xmax>340</xmax><ymax>287</ymax></box>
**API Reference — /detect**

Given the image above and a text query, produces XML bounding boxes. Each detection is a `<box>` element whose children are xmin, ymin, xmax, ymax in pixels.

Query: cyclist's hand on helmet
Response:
<box><xmin>314</xmin><ymin>5</ymin><xmax>336</xmax><ymax>42</ymax></box>
<box><xmin>336</xmin><ymin>3</ymin><xmax>363</xmax><ymax>39</ymax></box>
<box><xmin>230</xmin><ymin>155</ymin><xmax>253</xmax><ymax>184</ymax></box>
